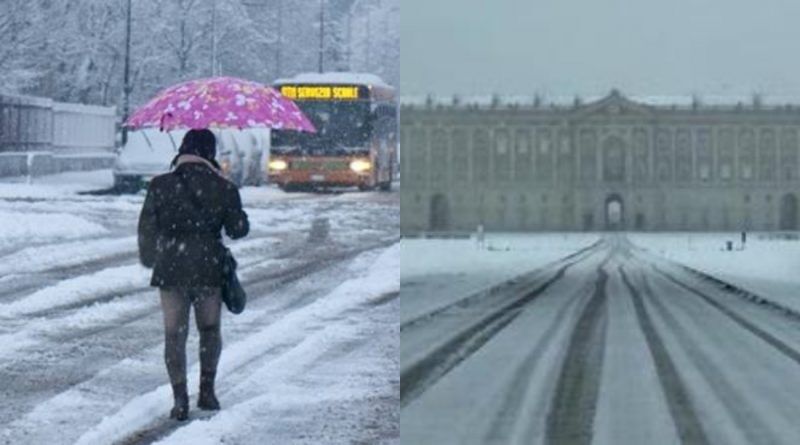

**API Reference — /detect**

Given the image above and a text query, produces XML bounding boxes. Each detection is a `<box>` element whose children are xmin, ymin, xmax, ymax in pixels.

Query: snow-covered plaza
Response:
<box><xmin>401</xmin><ymin>232</ymin><xmax>800</xmax><ymax>444</ymax></box>
<box><xmin>0</xmin><ymin>171</ymin><xmax>399</xmax><ymax>444</ymax></box>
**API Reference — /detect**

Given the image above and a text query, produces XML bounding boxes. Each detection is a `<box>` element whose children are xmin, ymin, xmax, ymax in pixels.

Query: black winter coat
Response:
<box><xmin>137</xmin><ymin>162</ymin><xmax>249</xmax><ymax>287</ymax></box>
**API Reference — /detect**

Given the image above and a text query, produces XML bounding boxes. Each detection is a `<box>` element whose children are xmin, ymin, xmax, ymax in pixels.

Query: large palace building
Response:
<box><xmin>401</xmin><ymin>90</ymin><xmax>800</xmax><ymax>232</ymax></box>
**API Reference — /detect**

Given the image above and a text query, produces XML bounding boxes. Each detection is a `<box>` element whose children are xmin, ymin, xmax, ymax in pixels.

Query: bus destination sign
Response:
<box><xmin>279</xmin><ymin>85</ymin><xmax>363</xmax><ymax>100</ymax></box>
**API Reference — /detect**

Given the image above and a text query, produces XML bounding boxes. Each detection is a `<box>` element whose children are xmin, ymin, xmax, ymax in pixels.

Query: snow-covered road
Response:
<box><xmin>0</xmin><ymin>172</ymin><xmax>399</xmax><ymax>444</ymax></box>
<box><xmin>402</xmin><ymin>235</ymin><xmax>800</xmax><ymax>445</ymax></box>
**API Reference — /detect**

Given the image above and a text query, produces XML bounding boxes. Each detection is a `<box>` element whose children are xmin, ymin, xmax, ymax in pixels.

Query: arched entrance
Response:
<box><xmin>429</xmin><ymin>193</ymin><xmax>450</xmax><ymax>231</ymax></box>
<box><xmin>605</xmin><ymin>194</ymin><xmax>624</xmax><ymax>230</ymax></box>
<box><xmin>779</xmin><ymin>193</ymin><xmax>798</xmax><ymax>230</ymax></box>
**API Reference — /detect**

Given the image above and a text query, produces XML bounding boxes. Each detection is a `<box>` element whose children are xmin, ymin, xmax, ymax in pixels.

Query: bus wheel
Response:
<box><xmin>358</xmin><ymin>184</ymin><xmax>374</xmax><ymax>192</ymax></box>
<box><xmin>378</xmin><ymin>181</ymin><xmax>392</xmax><ymax>192</ymax></box>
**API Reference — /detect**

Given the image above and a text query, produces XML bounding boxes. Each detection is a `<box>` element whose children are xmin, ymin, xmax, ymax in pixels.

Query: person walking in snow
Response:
<box><xmin>137</xmin><ymin>129</ymin><xmax>249</xmax><ymax>421</ymax></box>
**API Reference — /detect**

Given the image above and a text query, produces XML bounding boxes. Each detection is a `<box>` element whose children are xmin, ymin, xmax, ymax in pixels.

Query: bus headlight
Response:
<box><xmin>268</xmin><ymin>159</ymin><xmax>288</xmax><ymax>171</ymax></box>
<box><xmin>349</xmin><ymin>159</ymin><xmax>372</xmax><ymax>172</ymax></box>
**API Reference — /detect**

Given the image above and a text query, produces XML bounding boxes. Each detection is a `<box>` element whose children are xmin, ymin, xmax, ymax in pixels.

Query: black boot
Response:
<box><xmin>170</xmin><ymin>382</ymin><xmax>189</xmax><ymax>421</ymax></box>
<box><xmin>198</xmin><ymin>371</ymin><xmax>220</xmax><ymax>410</ymax></box>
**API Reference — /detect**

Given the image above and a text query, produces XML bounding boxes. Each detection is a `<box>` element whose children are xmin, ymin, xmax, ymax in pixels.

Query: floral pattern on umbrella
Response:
<box><xmin>125</xmin><ymin>76</ymin><xmax>316</xmax><ymax>132</ymax></box>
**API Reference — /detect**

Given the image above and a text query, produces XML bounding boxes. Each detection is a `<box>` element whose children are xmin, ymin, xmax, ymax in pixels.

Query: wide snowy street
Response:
<box><xmin>402</xmin><ymin>233</ymin><xmax>800</xmax><ymax>445</ymax></box>
<box><xmin>0</xmin><ymin>171</ymin><xmax>399</xmax><ymax>445</ymax></box>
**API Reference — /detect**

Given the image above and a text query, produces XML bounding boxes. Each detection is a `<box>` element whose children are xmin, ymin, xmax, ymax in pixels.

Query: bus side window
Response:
<box><xmin>372</xmin><ymin>104</ymin><xmax>396</xmax><ymax>140</ymax></box>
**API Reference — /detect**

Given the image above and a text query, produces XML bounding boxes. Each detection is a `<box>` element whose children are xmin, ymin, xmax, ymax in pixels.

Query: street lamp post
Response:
<box><xmin>211</xmin><ymin>0</ymin><xmax>218</xmax><ymax>76</ymax></box>
<box><xmin>365</xmin><ymin>1</ymin><xmax>371</xmax><ymax>72</ymax></box>
<box><xmin>318</xmin><ymin>0</ymin><xmax>325</xmax><ymax>73</ymax></box>
<box><xmin>276</xmin><ymin>0</ymin><xmax>283</xmax><ymax>78</ymax></box>
<box><xmin>121</xmin><ymin>0</ymin><xmax>132</xmax><ymax>146</ymax></box>
<box><xmin>346</xmin><ymin>7</ymin><xmax>351</xmax><ymax>69</ymax></box>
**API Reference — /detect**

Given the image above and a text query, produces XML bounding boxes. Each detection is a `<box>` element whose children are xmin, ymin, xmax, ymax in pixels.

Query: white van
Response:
<box><xmin>112</xmin><ymin>128</ymin><xmax>269</xmax><ymax>192</ymax></box>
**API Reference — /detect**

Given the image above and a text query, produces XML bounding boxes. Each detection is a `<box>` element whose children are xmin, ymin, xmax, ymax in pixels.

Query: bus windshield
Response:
<box><xmin>272</xmin><ymin>101</ymin><xmax>371</xmax><ymax>155</ymax></box>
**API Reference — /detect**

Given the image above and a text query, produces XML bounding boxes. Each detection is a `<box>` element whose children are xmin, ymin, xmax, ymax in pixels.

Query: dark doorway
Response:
<box><xmin>780</xmin><ymin>193</ymin><xmax>798</xmax><ymax>230</ymax></box>
<box><xmin>583</xmin><ymin>213</ymin><xmax>594</xmax><ymax>231</ymax></box>
<box><xmin>635</xmin><ymin>213</ymin><xmax>646</xmax><ymax>231</ymax></box>
<box><xmin>605</xmin><ymin>194</ymin><xmax>624</xmax><ymax>230</ymax></box>
<box><xmin>429</xmin><ymin>193</ymin><xmax>450</xmax><ymax>231</ymax></box>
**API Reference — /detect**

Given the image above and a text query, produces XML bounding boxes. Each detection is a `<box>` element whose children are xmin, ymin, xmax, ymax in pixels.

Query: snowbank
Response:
<box><xmin>629</xmin><ymin>233</ymin><xmax>800</xmax><ymax>313</ymax></box>
<box><xmin>1</xmin><ymin>264</ymin><xmax>150</xmax><ymax>316</ymax></box>
<box><xmin>0</xmin><ymin>169</ymin><xmax>114</xmax><ymax>198</ymax></box>
<box><xmin>401</xmin><ymin>233</ymin><xmax>599</xmax><ymax>323</ymax></box>
<box><xmin>74</xmin><ymin>244</ymin><xmax>399</xmax><ymax>445</ymax></box>
<box><xmin>275</xmin><ymin>72</ymin><xmax>390</xmax><ymax>88</ymax></box>
<box><xmin>0</xmin><ymin>211</ymin><xmax>108</xmax><ymax>248</ymax></box>
<box><xmin>0</xmin><ymin>236</ymin><xmax>136</xmax><ymax>276</ymax></box>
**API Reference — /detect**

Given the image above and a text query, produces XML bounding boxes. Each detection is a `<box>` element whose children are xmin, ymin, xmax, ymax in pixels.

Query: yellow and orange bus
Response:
<box><xmin>268</xmin><ymin>73</ymin><xmax>397</xmax><ymax>191</ymax></box>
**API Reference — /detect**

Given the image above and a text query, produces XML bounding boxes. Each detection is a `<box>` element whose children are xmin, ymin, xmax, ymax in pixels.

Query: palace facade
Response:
<box><xmin>401</xmin><ymin>90</ymin><xmax>800</xmax><ymax>232</ymax></box>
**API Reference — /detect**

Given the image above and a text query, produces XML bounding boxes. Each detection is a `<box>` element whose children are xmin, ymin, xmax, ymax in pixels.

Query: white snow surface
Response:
<box><xmin>400</xmin><ymin>93</ymin><xmax>800</xmax><ymax>108</ymax></box>
<box><xmin>401</xmin><ymin>233</ymin><xmax>599</xmax><ymax>324</ymax></box>
<box><xmin>402</xmin><ymin>236</ymin><xmax>800</xmax><ymax>444</ymax></box>
<box><xmin>629</xmin><ymin>232</ymin><xmax>800</xmax><ymax>313</ymax></box>
<box><xmin>0</xmin><ymin>236</ymin><xmax>136</xmax><ymax>276</ymax></box>
<box><xmin>0</xmin><ymin>211</ymin><xmax>108</xmax><ymax>248</ymax></box>
<box><xmin>75</xmin><ymin>244</ymin><xmax>398</xmax><ymax>445</ymax></box>
<box><xmin>0</xmin><ymin>169</ymin><xmax>114</xmax><ymax>198</ymax></box>
<box><xmin>0</xmin><ymin>168</ymin><xmax>399</xmax><ymax>444</ymax></box>
<box><xmin>275</xmin><ymin>71</ymin><xmax>390</xmax><ymax>88</ymax></box>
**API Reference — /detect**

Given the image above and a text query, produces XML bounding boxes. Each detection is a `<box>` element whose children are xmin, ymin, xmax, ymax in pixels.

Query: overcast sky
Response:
<box><xmin>401</xmin><ymin>0</ymin><xmax>800</xmax><ymax>97</ymax></box>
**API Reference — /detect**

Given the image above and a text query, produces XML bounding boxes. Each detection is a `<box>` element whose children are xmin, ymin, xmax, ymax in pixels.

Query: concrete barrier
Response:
<box><xmin>0</xmin><ymin>151</ymin><xmax>116</xmax><ymax>177</ymax></box>
<box><xmin>1</xmin><ymin>93</ymin><xmax>117</xmax><ymax>177</ymax></box>
<box><xmin>53</xmin><ymin>153</ymin><xmax>116</xmax><ymax>172</ymax></box>
<box><xmin>27</xmin><ymin>152</ymin><xmax>58</xmax><ymax>176</ymax></box>
<box><xmin>0</xmin><ymin>153</ymin><xmax>29</xmax><ymax>177</ymax></box>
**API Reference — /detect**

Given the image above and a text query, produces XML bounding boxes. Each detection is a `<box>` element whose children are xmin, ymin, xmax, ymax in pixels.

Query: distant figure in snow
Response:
<box><xmin>741</xmin><ymin>230</ymin><xmax>747</xmax><ymax>249</ymax></box>
<box><xmin>138</xmin><ymin>129</ymin><xmax>249</xmax><ymax>421</ymax></box>
<box><xmin>476</xmin><ymin>224</ymin><xmax>485</xmax><ymax>250</ymax></box>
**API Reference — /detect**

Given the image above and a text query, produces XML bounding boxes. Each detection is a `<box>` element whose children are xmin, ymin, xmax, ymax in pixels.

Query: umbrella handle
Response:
<box><xmin>159</xmin><ymin>112</ymin><xmax>173</xmax><ymax>132</ymax></box>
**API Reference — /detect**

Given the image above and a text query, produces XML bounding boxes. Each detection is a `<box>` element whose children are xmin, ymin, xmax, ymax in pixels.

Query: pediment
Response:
<box><xmin>574</xmin><ymin>89</ymin><xmax>653</xmax><ymax>118</ymax></box>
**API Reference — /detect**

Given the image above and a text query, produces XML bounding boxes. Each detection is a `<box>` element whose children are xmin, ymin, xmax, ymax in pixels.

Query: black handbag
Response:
<box><xmin>221</xmin><ymin>246</ymin><xmax>246</xmax><ymax>314</ymax></box>
<box><xmin>176</xmin><ymin>171</ymin><xmax>247</xmax><ymax>314</ymax></box>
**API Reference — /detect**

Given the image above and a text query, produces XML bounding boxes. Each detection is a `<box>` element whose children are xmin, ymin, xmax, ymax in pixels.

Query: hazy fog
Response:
<box><xmin>401</xmin><ymin>0</ymin><xmax>800</xmax><ymax>97</ymax></box>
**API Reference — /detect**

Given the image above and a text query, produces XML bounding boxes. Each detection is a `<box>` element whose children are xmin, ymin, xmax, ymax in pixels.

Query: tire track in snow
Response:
<box><xmin>79</xmin><ymin>244</ymin><xmax>399</xmax><ymax>445</ymax></box>
<box><xmin>544</xmin><ymin>256</ymin><xmax>610</xmax><ymax>445</ymax></box>
<box><xmin>0</xmin><ymin>235</ymin><xmax>303</xmax><ymax>318</ymax></box>
<box><xmin>49</xmin><ymin>237</ymin><xmax>399</xmax><ymax>342</ymax></box>
<box><xmin>618</xmin><ymin>264</ymin><xmax>710</xmax><ymax>445</ymax></box>
<box><xmin>481</xmin><ymin>275</ymin><xmax>595</xmax><ymax>444</ymax></box>
<box><xmin>400</xmin><ymin>246</ymin><xmax>601</xmax><ymax>408</ymax></box>
<box><xmin>650</xmin><ymin>261</ymin><xmax>800</xmax><ymax>369</ymax></box>
<box><xmin>0</xmin><ymin>239</ymin><xmax>397</xmax><ymax>438</ymax></box>
<box><xmin>119</xmin><ymin>330</ymin><xmax>377</xmax><ymax>445</ymax></box>
<box><xmin>639</xmin><ymin>270</ymin><xmax>782</xmax><ymax>445</ymax></box>
<box><xmin>400</xmin><ymin>239</ymin><xmax>603</xmax><ymax>332</ymax></box>
<box><xmin>0</xmin><ymin>239</ymin><xmax>396</xmax><ymax>362</ymax></box>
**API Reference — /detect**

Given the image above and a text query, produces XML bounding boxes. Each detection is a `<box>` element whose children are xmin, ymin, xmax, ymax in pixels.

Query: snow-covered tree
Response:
<box><xmin>347</xmin><ymin>0</ymin><xmax>398</xmax><ymax>87</ymax></box>
<box><xmin>1</xmin><ymin>0</ymin><xmax>399</xmax><ymax>107</ymax></box>
<box><xmin>0</xmin><ymin>0</ymin><xmax>50</xmax><ymax>92</ymax></box>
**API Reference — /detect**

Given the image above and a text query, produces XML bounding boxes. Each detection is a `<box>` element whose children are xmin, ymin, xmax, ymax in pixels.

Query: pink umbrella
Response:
<box><xmin>125</xmin><ymin>76</ymin><xmax>315</xmax><ymax>132</ymax></box>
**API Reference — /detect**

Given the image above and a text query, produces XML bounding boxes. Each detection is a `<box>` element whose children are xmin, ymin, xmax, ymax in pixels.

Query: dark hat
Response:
<box><xmin>179</xmin><ymin>129</ymin><xmax>216</xmax><ymax>161</ymax></box>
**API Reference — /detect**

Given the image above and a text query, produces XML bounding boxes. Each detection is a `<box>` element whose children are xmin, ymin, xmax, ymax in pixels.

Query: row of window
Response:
<box><xmin>403</xmin><ymin>129</ymin><xmax>799</xmax><ymax>183</ymax></box>
<box><xmin>415</xmin><ymin>193</ymin><xmax>799</xmax><ymax>230</ymax></box>
<box><xmin>405</xmin><ymin>125</ymin><xmax>800</xmax><ymax>152</ymax></box>
<box><xmin>412</xmin><ymin>192</ymin><xmax>792</xmax><ymax>206</ymax></box>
